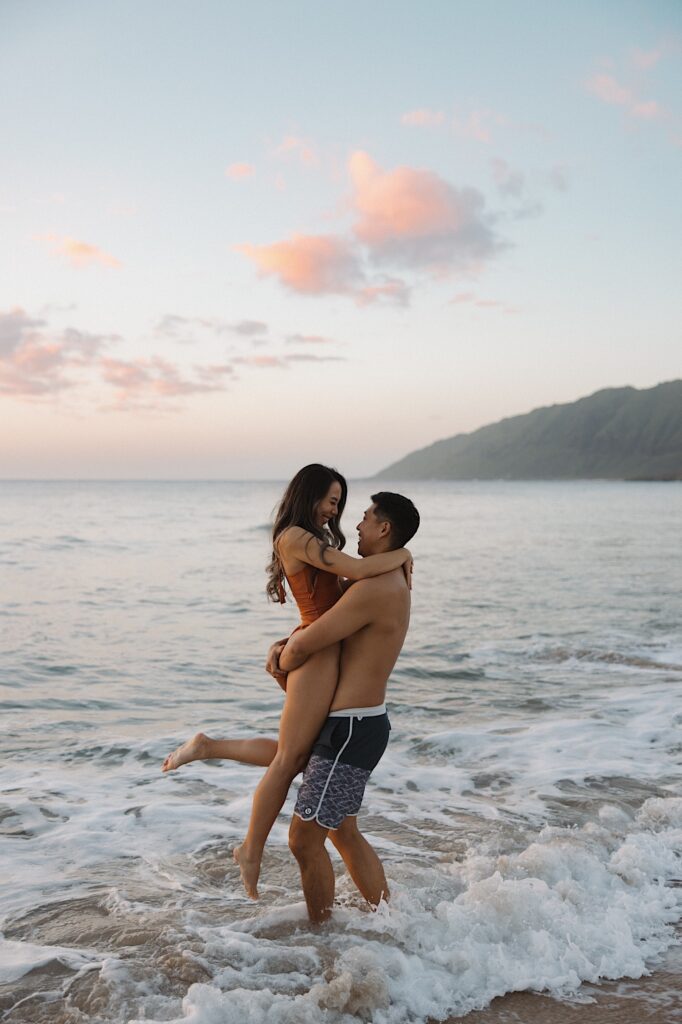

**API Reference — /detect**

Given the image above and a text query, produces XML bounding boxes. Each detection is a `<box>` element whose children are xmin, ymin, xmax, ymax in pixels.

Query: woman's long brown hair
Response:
<box><xmin>266</xmin><ymin>464</ymin><xmax>348</xmax><ymax>602</ymax></box>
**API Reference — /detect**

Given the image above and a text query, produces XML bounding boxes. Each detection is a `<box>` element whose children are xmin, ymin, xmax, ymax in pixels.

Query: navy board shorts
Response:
<box><xmin>294</xmin><ymin>704</ymin><xmax>390</xmax><ymax>830</ymax></box>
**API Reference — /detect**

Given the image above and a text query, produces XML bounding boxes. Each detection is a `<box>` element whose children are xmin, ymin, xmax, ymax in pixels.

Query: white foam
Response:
<box><xmin>0</xmin><ymin>935</ymin><xmax>99</xmax><ymax>984</ymax></box>
<box><xmin>124</xmin><ymin>797</ymin><xmax>681</xmax><ymax>1024</ymax></box>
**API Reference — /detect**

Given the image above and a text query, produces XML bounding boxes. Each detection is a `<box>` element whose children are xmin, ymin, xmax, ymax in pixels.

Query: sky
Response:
<box><xmin>1</xmin><ymin>0</ymin><xmax>680</xmax><ymax>479</ymax></box>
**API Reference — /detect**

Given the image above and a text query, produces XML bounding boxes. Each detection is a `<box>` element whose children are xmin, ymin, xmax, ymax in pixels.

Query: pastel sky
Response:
<box><xmin>1</xmin><ymin>0</ymin><xmax>680</xmax><ymax>478</ymax></box>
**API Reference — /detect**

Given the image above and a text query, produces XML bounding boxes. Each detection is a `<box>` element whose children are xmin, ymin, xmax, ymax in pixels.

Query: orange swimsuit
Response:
<box><xmin>283</xmin><ymin>564</ymin><xmax>340</xmax><ymax>627</ymax></box>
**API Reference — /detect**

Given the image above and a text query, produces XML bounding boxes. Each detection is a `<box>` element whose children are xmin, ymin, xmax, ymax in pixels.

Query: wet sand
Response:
<box><xmin>445</xmin><ymin>944</ymin><xmax>682</xmax><ymax>1024</ymax></box>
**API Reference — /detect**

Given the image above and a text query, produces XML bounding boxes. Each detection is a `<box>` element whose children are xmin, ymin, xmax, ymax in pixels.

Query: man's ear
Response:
<box><xmin>379</xmin><ymin>520</ymin><xmax>391</xmax><ymax>539</ymax></box>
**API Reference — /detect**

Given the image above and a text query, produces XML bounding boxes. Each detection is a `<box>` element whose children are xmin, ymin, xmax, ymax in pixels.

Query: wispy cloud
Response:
<box><xmin>100</xmin><ymin>355</ymin><xmax>231</xmax><ymax>409</ymax></box>
<box><xmin>231</xmin><ymin>354</ymin><xmax>285</xmax><ymax>369</ymax></box>
<box><xmin>631</xmin><ymin>39</ymin><xmax>679</xmax><ymax>71</ymax></box>
<box><xmin>230</xmin><ymin>351</ymin><xmax>345</xmax><ymax>370</ymax></box>
<box><xmin>155</xmin><ymin>315</ymin><xmax>268</xmax><ymax>340</ymax></box>
<box><xmin>284</xmin><ymin>352</ymin><xmax>345</xmax><ymax>363</ymax></box>
<box><xmin>273</xmin><ymin>134</ymin><xmax>319</xmax><ymax>167</ymax></box>
<box><xmin>450</xmin><ymin>291</ymin><xmax>520</xmax><ymax>314</ymax></box>
<box><xmin>587</xmin><ymin>72</ymin><xmax>633</xmax><ymax>107</ymax></box>
<box><xmin>231</xmin><ymin>319</ymin><xmax>268</xmax><ymax>337</ymax></box>
<box><xmin>581</xmin><ymin>69</ymin><xmax>667</xmax><ymax>125</ymax></box>
<box><xmin>401</xmin><ymin>108</ymin><xmax>445</xmax><ymax>127</ymax></box>
<box><xmin>452</xmin><ymin>108</ymin><xmax>507</xmax><ymax>144</ymax></box>
<box><xmin>37</xmin><ymin>234</ymin><xmax>121</xmax><ymax>268</ymax></box>
<box><xmin>632</xmin><ymin>47</ymin><xmax>664</xmax><ymax>70</ymax></box>
<box><xmin>547</xmin><ymin>164</ymin><xmax>570</xmax><ymax>192</ymax></box>
<box><xmin>285</xmin><ymin>333</ymin><xmax>334</xmax><ymax>345</ymax></box>
<box><xmin>0</xmin><ymin>307</ymin><xmax>116</xmax><ymax>396</ymax></box>
<box><xmin>356</xmin><ymin>277</ymin><xmax>410</xmax><ymax>307</ymax></box>
<box><xmin>491</xmin><ymin>158</ymin><xmax>525</xmax><ymax>198</ymax></box>
<box><xmin>226</xmin><ymin>162</ymin><xmax>255</xmax><ymax>179</ymax></box>
<box><xmin>2</xmin><ymin>307</ymin><xmax>240</xmax><ymax>408</ymax></box>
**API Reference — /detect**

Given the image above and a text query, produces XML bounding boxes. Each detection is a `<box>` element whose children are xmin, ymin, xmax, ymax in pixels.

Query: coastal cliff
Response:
<box><xmin>376</xmin><ymin>380</ymin><xmax>682</xmax><ymax>480</ymax></box>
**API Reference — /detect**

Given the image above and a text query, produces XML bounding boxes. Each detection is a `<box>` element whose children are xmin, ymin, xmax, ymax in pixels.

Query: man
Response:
<box><xmin>268</xmin><ymin>491</ymin><xmax>420</xmax><ymax>924</ymax></box>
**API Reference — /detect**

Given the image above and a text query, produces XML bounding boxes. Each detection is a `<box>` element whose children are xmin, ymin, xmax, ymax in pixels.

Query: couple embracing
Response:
<box><xmin>162</xmin><ymin>464</ymin><xmax>420</xmax><ymax>923</ymax></box>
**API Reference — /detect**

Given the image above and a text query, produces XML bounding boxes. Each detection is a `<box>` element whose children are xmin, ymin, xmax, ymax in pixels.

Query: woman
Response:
<box><xmin>161</xmin><ymin>464</ymin><xmax>411</xmax><ymax>898</ymax></box>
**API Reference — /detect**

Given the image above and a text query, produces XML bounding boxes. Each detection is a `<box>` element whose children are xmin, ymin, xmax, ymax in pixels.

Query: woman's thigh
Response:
<box><xmin>277</xmin><ymin>643</ymin><xmax>340</xmax><ymax>758</ymax></box>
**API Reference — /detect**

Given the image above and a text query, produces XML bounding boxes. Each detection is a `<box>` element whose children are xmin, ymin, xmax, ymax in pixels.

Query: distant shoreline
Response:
<box><xmin>1</xmin><ymin>477</ymin><xmax>680</xmax><ymax>484</ymax></box>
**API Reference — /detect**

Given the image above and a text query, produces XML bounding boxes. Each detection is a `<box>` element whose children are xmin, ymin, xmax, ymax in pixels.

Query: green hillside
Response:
<box><xmin>376</xmin><ymin>381</ymin><xmax>682</xmax><ymax>480</ymax></box>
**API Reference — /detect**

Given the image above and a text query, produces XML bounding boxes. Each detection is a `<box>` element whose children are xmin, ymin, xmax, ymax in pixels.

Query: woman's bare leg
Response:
<box><xmin>233</xmin><ymin>643</ymin><xmax>340</xmax><ymax>899</ymax></box>
<box><xmin>162</xmin><ymin>733</ymin><xmax>278</xmax><ymax>772</ymax></box>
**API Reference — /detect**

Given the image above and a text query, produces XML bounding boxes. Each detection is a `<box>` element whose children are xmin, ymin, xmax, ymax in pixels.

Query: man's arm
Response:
<box><xmin>279</xmin><ymin>581</ymin><xmax>375</xmax><ymax>672</ymax></box>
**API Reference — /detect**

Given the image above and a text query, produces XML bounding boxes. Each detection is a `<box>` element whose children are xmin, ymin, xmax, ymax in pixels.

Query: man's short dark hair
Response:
<box><xmin>371</xmin><ymin>492</ymin><xmax>420</xmax><ymax>549</ymax></box>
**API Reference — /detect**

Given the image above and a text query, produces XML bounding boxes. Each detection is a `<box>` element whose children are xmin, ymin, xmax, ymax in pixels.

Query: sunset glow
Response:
<box><xmin>1</xmin><ymin>1</ymin><xmax>680</xmax><ymax>477</ymax></box>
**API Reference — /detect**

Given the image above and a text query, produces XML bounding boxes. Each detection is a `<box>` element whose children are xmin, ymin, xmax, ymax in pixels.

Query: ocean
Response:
<box><xmin>1</xmin><ymin>479</ymin><xmax>681</xmax><ymax>1024</ymax></box>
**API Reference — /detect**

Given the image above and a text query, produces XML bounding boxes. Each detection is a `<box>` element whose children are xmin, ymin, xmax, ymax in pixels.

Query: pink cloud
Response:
<box><xmin>401</xmin><ymin>108</ymin><xmax>445</xmax><ymax>127</ymax></box>
<box><xmin>0</xmin><ymin>308</ymin><xmax>113</xmax><ymax>396</ymax></box>
<box><xmin>238</xmin><ymin>153</ymin><xmax>503</xmax><ymax>302</ymax></box>
<box><xmin>586</xmin><ymin>65</ymin><xmax>674</xmax><ymax>134</ymax></box>
<box><xmin>451</xmin><ymin>109</ymin><xmax>507</xmax><ymax>144</ymax></box>
<box><xmin>1</xmin><ymin>306</ymin><xmax>238</xmax><ymax>406</ymax></box>
<box><xmin>631</xmin><ymin>100</ymin><xmax>663</xmax><ymax>120</ymax></box>
<box><xmin>237</xmin><ymin>234</ymin><xmax>361</xmax><ymax>296</ymax></box>
<box><xmin>356</xmin><ymin>277</ymin><xmax>410</xmax><ymax>307</ymax></box>
<box><xmin>38</xmin><ymin>234</ymin><xmax>121</xmax><ymax>268</ymax></box>
<box><xmin>349</xmin><ymin>150</ymin><xmax>499</xmax><ymax>270</ymax></box>
<box><xmin>274</xmin><ymin>135</ymin><xmax>319</xmax><ymax>167</ymax></box>
<box><xmin>587</xmin><ymin>73</ymin><xmax>632</xmax><ymax>106</ymax></box>
<box><xmin>632</xmin><ymin>47</ymin><xmax>664</xmax><ymax>70</ymax></box>
<box><xmin>450</xmin><ymin>292</ymin><xmax>519</xmax><ymax>314</ymax></box>
<box><xmin>230</xmin><ymin>351</ymin><xmax>347</xmax><ymax>369</ymax></box>
<box><xmin>226</xmin><ymin>162</ymin><xmax>255</xmax><ymax>180</ymax></box>
<box><xmin>100</xmin><ymin>356</ymin><xmax>229</xmax><ymax>406</ymax></box>
<box><xmin>285</xmin><ymin>333</ymin><xmax>334</xmax><ymax>344</ymax></box>
<box><xmin>231</xmin><ymin>354</ymin><xmax>285</xmax><ymax>369</ymax></box>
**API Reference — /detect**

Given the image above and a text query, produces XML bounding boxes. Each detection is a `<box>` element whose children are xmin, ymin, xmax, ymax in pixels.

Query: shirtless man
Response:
<box><xmin>269</xmin><ymin>491</ymin><xmax>420</xmax><ymax>924</ymax></box>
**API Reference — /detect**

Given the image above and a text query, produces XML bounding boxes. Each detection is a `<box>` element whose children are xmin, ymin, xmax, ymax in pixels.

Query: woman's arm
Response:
<box><xmin>280</xmin><ymin>527</ymin><xmax>410</xmax><ymax>581</ymax></box>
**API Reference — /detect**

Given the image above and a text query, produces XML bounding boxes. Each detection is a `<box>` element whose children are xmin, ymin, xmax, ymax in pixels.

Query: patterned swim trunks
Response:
<box><xmin>294</xmin><ymin>705</ymin><xmax>390</xmax><ymax>830</ymax></box>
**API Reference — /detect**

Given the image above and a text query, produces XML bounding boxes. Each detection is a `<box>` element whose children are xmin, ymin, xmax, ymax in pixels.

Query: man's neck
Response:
<box><xmin>364</xmin><ymin>542</ymin><xmax>394</xmax><ymax>557</ymax></box>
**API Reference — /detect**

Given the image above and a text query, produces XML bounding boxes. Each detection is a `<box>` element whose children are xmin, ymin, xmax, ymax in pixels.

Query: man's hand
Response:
<box><xmin>266</xmin><ymin>640</ymin><xmax>288</xmax><ymax>692</ymax></box>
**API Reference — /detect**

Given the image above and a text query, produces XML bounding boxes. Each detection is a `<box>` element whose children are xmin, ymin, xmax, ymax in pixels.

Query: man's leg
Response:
<box><xmin>330</xmin><ymin>816</ymin><xmax>389</xmax><ymax>908</ymax></box>
<box><xmin>288</xmin><ymin>816</ymin><xmax>334</xmax><ymax>924</ymax></box>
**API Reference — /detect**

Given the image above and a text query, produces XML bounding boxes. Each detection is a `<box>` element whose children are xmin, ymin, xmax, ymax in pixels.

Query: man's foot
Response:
<box><xmin>233</xmin><ymin>843</ymin><xmax>261</xmax><ymax>899</ymax></box>
<box><xmin>161</xmin><ymin>732</ymin><xmax>209</xmax><ymax>772</ymax></box>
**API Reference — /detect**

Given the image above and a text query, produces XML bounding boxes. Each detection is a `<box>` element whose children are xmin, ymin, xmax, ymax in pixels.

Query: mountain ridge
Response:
<box><xmin>375</xmin><ymin>381</ymin><xmax>682</xmax><ymax>480</ymax></box>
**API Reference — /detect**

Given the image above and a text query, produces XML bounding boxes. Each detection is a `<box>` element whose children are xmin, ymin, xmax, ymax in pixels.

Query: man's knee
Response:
<box><xmin>331</xmin><ymin>816</ymin><xmax>362</xmax><ymax>852</ymax></box>
<box><xmin>288</xmin><ymin>817</ymin><xmax>326</xmax><ymax>863</ymax></box>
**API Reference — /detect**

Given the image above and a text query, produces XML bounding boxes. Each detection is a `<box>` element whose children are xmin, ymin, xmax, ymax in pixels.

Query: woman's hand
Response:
<box><xmin>402</xmin><ymin>549</ymin><xmax>414</xmax><ymax>590</ymax></box>
<box><xmin>266</xmin><ymin>640</ymin><xmax>288</xmax><ymax>692</ymax></box>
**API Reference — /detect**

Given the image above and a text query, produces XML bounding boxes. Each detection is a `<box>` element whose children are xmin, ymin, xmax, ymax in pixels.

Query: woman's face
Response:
<box><xmin>314</xmin><ymin>481</ymin><xmax>342</xmax><ymax>529</ymax></box>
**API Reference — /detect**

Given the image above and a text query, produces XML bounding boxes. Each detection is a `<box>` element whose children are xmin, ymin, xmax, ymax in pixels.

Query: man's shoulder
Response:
<box><xmin>348</xmin><ymin>570</ymin><xmax>407</xmax><ymax>602</ymax></box>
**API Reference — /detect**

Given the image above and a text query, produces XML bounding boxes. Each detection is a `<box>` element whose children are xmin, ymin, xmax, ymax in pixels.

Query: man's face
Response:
<box><xmin>356</xmin><ymin>503</ymin><xmax>387</xmax><ymax>556</ymax></box>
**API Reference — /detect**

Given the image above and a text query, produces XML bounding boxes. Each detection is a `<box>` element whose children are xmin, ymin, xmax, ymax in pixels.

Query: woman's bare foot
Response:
<box><xmin>233</xmin><ymin>843</ymin><xmax>261</xmax><ymax>899</ymax></box>
<box><xmin>161</xmin><ymin>732</ymin><xmax>209</xmax><ymax>772</ymax></box>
